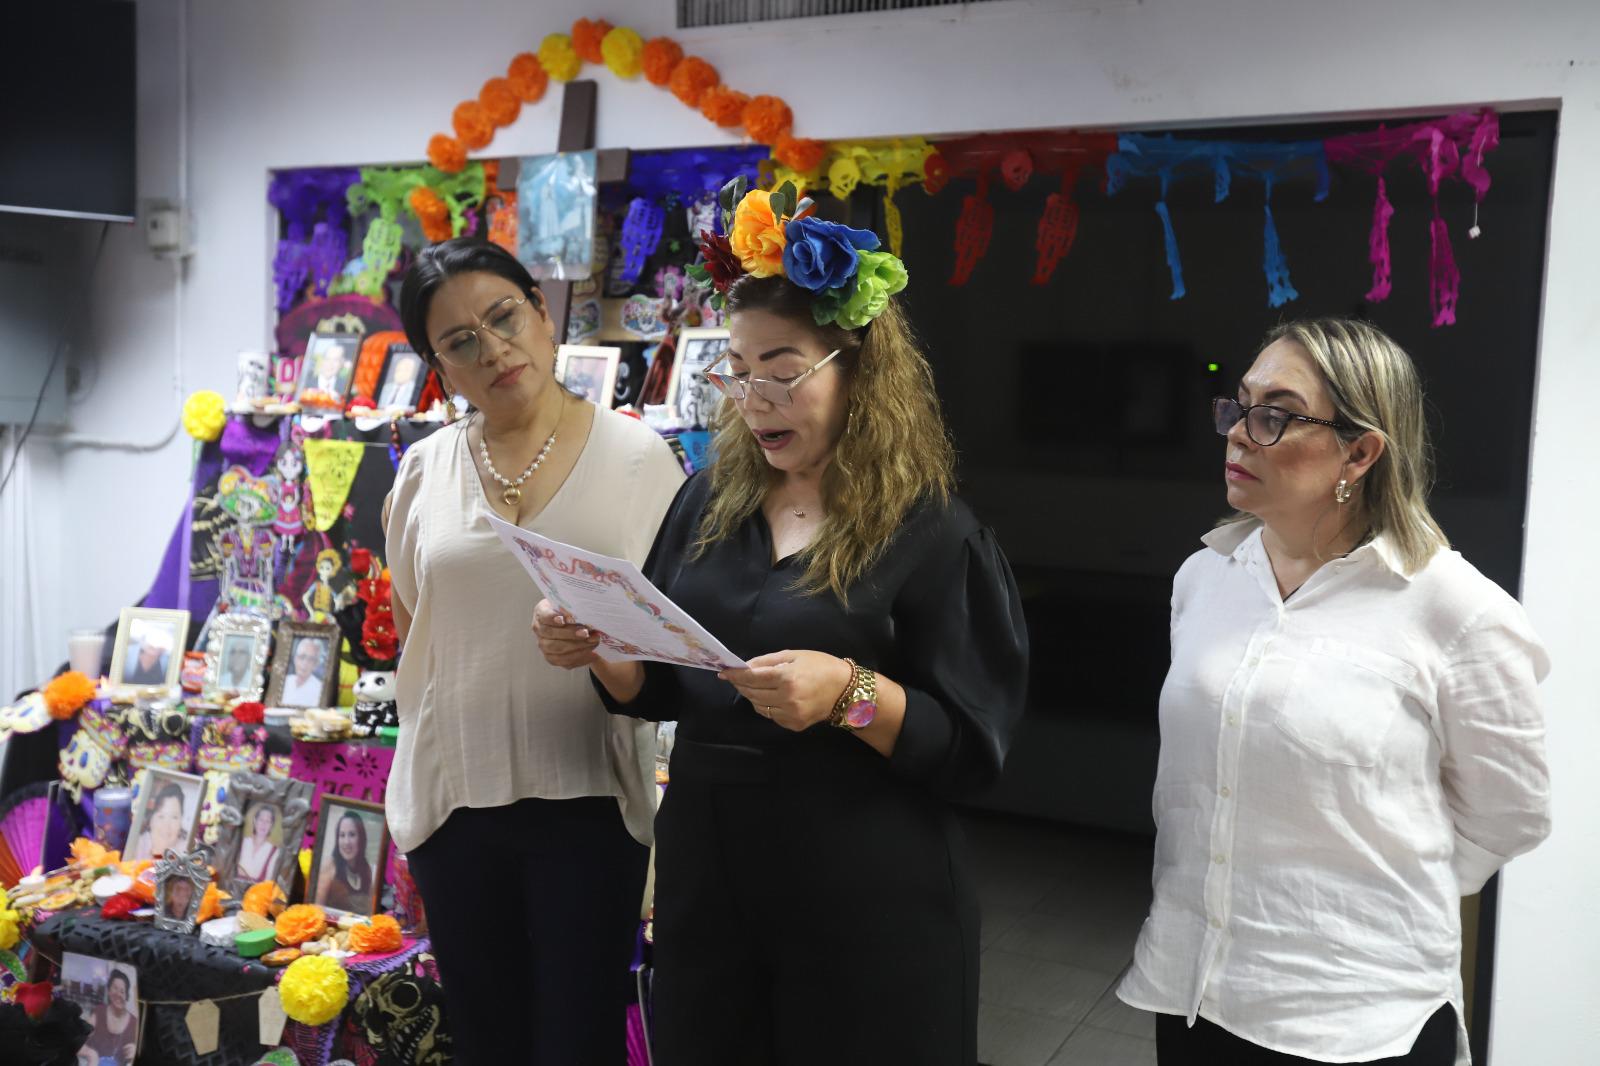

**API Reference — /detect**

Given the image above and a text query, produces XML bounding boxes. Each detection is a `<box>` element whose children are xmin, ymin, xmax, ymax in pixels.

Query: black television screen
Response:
<box><xmin>0</xmin><ymin>2</ymin><xmax>136</xmax><ymax>222</ymax></box>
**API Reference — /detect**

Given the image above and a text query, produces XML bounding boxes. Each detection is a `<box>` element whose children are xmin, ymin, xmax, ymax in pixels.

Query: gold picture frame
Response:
<box><xmin>108</xmin><ymin>607</ymin><xmax>191</xmax><ymax>693</ymax></box>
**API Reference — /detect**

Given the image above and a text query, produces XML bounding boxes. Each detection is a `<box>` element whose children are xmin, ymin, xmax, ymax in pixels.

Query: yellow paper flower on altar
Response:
<box><xmin>537</xmin><ymin>34</ymin><xmax>582</xmax><ymax>82</ymax></box>
<box><xmin>729</xmin><ymin>190</ymin><xmax>787</xmax><ymax>278</ymax></box>
<box><xmin>278</xmin><ymin>954</ymin><xmax>349</xmax><ymax>1026</ymax></box>
<box><xmin>182</xmin><ymin>390</ymin><xmax>226</xmax><ymax>442</ymax></box>
<box><xmin>600</xmin><ymin>26</ymin><xmax>644</xmax><ymax>79</ymax></box>
<box><xmin>0</xmin><ymin>907</ymin><xmax>20</xmax><ymax>951</ymax></box>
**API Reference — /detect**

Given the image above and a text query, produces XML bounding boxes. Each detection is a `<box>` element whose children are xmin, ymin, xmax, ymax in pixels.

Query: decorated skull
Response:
<box><xmin>352</xmin><ymin>967</ymin><xmax>453</xmax><ymax>1066</ymax></box>
<box><xmin>828</xmin><ymin>156</ymin><xmax>862</xmax><ymax>201</ymax></box>
<box><xmin>0</xmin><ymin>692</ymin><xmax>52</xmax><ymax>741</ymax></box>
<box><xmin>59</xmin><ymin>729</ymin><xmax>113</xmax><ymax>795</ymax></box>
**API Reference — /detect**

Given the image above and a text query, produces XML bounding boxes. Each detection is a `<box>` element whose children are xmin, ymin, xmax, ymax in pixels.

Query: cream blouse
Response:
<box><xmin>384</xmin><ymin>408</ymin><xmax>686</xmax><ymax>853</ymax></box>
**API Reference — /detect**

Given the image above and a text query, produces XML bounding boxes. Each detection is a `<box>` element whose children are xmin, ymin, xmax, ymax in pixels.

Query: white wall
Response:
<box><xmin>37</xmin><ymin>0</ymin><xmax>1600</xmax><ymax>1059</ymax></box>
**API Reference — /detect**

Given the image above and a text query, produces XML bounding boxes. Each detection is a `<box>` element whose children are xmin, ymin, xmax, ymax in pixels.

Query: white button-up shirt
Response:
<box><xmin>1118</xmin><ymin>521</ymin><xmax>1550</xmax><ymax>1065</ymax></box>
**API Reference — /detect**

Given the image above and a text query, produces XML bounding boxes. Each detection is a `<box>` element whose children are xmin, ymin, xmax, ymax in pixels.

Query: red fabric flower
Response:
<box><xmin>232</xmin><ymin>702</ymin><xmax>266</xmax><ymax>725</ymax></box>
<box><xmin>364</xmin><ymin>633</ymin><xmax>400</xmax><ymax>661</ymax></box>
<box><xmin>101</xmin><ymin>893</ymin><xmax>142</xmax><ymax>920</ymax></box>
<box><xmin>696</xmin><ymin>231</ymin><xmax>743</xmax><ymax>293</ymax></box>
<box><xmin>15</xmin><ymin>981</ymin><xmax>53</xmax><ymax>1019</ymax></box>
<box><xmin>349</xmin><ymin>548</ymin><xmax>373</xmax><ymax>578</ymax></box>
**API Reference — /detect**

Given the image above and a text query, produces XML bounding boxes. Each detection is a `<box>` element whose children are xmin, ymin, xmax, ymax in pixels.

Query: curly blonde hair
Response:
<box><xmin>696</xmin><ymin>276</ymin><xmax>955</xmax><ymax>603</ymax></box>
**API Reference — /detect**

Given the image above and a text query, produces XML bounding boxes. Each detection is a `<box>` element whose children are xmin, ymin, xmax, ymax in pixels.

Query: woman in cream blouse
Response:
<box><xmin>386</xmin><ymin>238</ymin><xmax>684</xmax><ymax>1066</ymax></box>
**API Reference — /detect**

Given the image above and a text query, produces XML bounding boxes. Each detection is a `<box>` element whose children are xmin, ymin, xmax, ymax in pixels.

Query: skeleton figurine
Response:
<box><xmin>350</xmin><ymin>670</ymin><xmax>398</xmax><ymax>737</ymax></box>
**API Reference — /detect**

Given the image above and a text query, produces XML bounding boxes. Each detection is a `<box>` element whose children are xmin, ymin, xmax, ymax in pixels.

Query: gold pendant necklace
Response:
<box><xmin>481</xmin><ymin>427</ymin><xmax>556</xmax><ymax>508</ymax></box>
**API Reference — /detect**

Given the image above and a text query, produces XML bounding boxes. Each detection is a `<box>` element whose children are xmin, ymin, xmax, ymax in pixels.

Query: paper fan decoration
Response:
<box><xmin>0</xmin><ymin>783</ymin><xmax>52</xmax><ymax>889</ymax></box>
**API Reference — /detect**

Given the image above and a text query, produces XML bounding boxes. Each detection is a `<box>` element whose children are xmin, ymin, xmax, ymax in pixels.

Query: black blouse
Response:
<box><xmin>600</xmin><ymin>473</ymin><xmax>1030</xmax><ymax>799</ymax></box>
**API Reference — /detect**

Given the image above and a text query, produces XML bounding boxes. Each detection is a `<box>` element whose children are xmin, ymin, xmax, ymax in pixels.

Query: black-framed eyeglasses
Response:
<box><xmin>431</xmin><ymin>296</ymin><xmax>529</xmax><ymax>367</ymax></box>
<box><xmin>1213</xmin><ymin>397</ymin><xmax>1353</xmax><ymax>447</ymax></box>
<box><xmin>704</xmin><ymin>349</ymin><xmax>841</xmax><ymax>407</ymax></box>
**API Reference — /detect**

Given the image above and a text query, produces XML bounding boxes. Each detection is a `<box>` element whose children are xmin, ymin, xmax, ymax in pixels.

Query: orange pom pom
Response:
<box><xmin>742</xmin><ymin>96</ymin><xmax>793</xmax><ymax>145</ymax></box>
<box><xmin>348</xmin><ymin>914</ymin><xmax>404</xmax><ymax>955</ymax></box>
<box><xmin>775</xmin><ymin>134</ymin><xmax>828</xmax><ymax>174</ymax></box>
<box><xmin>668</xmin><ymin>56</ymin><xmax>719</xmax><ymax>108</ymax></box>
<box><xmin>478</xmin><ymin>78</ymin><xmax>521</xmax><ymax>128</ymax></box>
<box><xmin>699</xmin><ymin>86</ymin><xmax>750</xmax><ymax>128</ymax></box>
<box><xmin>275</xmin><ymin>904</ymin><xmax>329</xmax><ymax>947</ymax></box>
<box><xmin>507</xmin><ymin>52</ymin><xmax>549</xmax><ymax>103</ymax></box>
<box><xmin>641</xmin><ymin>37</ymin><xmax>684</xmax><ymax>87</ymax></box>
<box><xmin>427</xmin><ymin>134</ymin><xmax>466</xmax><ymax>174</ymax></box>
<box><xmin>242</xmin><ymin>881</ymin><xmax>285</xmax><ymax>917</ymax></box>
<box><xmin>451</xmin><ymin>101</ymin><xmax>493</xmax><ymax>151</ymax></box>
<box><xmin>407</xmin><ymin>187</ymin><xmax>452</xmax><ymax>243</ymax></box>
<box><xmin>571</xmin><ymin>18</ymin><xmax>612</xmax><ymax>64</ymax></box>
<box><xmin>43</xmin><ymin>671</ymin><xmax>96</xmax><ymax>721</ymax></box>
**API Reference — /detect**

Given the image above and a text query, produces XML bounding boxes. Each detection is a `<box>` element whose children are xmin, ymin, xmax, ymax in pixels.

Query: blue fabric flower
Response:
<box><xmin>782</xmin><ymin>217</ymin><xmax>880</xmax><ymax>293</ymax></box>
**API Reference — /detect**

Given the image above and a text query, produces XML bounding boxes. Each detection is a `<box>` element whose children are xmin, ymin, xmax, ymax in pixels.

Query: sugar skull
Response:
<box><xmin>828</xmin><ymin>156</ymin><xmax>862</xmax><ymax>201</ymax></box>
<box><xmin>0</xmin><ymin>692</ymin><xmax>52</xmax><ymax>741</ymax></box>
<box><xmin>59</xmin><ymin>729</ymin><xmax>113</xmax><ymax>795</ymax></box>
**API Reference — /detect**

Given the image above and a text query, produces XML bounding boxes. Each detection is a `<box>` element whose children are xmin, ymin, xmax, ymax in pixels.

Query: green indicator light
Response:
<box><xmin>1207</xmin><ymin>362</ymin><xmax>1220</xmax><ymax>372</ymax></box>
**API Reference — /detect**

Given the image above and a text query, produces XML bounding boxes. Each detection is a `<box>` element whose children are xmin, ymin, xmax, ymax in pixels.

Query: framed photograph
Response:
<box><xmin>202</xmin><ymin>614</ymin><xmax>272</xmax><ymax>703</ymax></box>
<box><xmin>307</xmin><ymin>795</ymin><xmax>390</xmax><ymax>917</ymax></box>
<box><xmin>58</xmin><ymin>953</ymin><xmax>141</xmax><ymax>1065</ymax></box>
<box><xmin>667</xmin><ymin>327</ymin><xmax>730</xmax><ymax>429</ymax></box>
<box><xmin>265</xmin><ymin>621</ymin><xmax>340</xmax><ymax>709</ymax></box>
<box><xmin>108</xmin><ymin>607</ymin><xmax>190</xmax><ymax>691</ymax></box>
<box><xmin>152</xmin><ymin>848</ymin><xmax>211</xmax><ymax>934</ymax></box>
<box><xmin>124</xmin><ymin>768</ymin><xmax>205</xmax><ymax>863</ymax></box>
<box><xmin>556</xmin><ymin>344</ymin><xmax>621</xmax><ymax>408</ymax></box>
<box><xmin>212</xmin><ymin>772</ymin><xmax>313</xmax><ymax>897</ymax></box>
<box><xmin>297</xmin><ymin>332</ymin><xmax>361</xmax><ymax>413</ymax></box>
<box><xmin>376</xmin><ymin>343</ymin><xmax>427</xmax><ymax>413</ymax></box>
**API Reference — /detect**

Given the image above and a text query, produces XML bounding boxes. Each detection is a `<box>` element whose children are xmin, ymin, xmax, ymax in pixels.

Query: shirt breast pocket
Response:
<box><xmin>1273</xmin><ymin>638</ymin><xmax>1419</xmax><ymax>768</ymax></box>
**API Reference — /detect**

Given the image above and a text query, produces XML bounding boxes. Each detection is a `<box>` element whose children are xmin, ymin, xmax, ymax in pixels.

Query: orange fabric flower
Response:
<box><xmin>507</xmin><ymin>52</ymin><xmax>548</xmax><ymax>103</ymax></box>
<box><xmin>451</xmin><ymin>101</ymin><xmax>492</xmax><ymax>151</ymax></box>
<box><xmin>408</xmin><ymin>187</ymin><xmax>452</xmax><ymax>243</ymax></box>
<box><xmin>478</xmin><ymin>77</ymin><xmax>521</xmax><ymax>127</ymax></box>
<box><xmin>742</xmin><ymin>96</ymin><xmax>793</xmax><ymax>145</ymax></box>
<box><xmin>571</xmin><ymin>18</ymin><xmax>612</xmax><ymax>64</ymax></box>
<box><xmin>668</xmin><ymin>56</ymin><xmax>719</xmax><ymax>108</ymax></box>
<box><xmin>729</xmin><ymin>190</ymin><xmax>787</xmax><ymax>278</ymax></box>
<box><xmin>699</xmin><ymin>86</ymin><xmax>750</xmax><ymax>128</ymax></box>
<box><xmin>275</xmin><ymin>903</ymin><xmax>329</xmax><ymax>947</ymax></box>
<box><xmin>641</xmin><ymin>37</ymin><xmax>684</xmax><ymax>87</ymax></box>
<box><xmin>242</xmin><ymin>881</ymin><xmax>285</xmax><ymax>917</ymax></box>
<box><xmin>427</xmin><ymin>134</ymin><xmax>466</xmax><ymax>174</ymax></box>
<box><xmin>348</xmin><ymin>914</ymin><xmax>404</xmax><ymax>955</ymax></box>
<box><xmin>775</xmin><ymin>134</ymin><xmax>828</xmax><ymax>174</ymax></box>
<box><xmin>197</xmin><ymin>882</ymin><xmax>223</xmax><ymax>924</ymax></box>
<box><xmin>44</xmin><ymin>672</ymin><xmax>96</xmax><ymax>720</ymax></box>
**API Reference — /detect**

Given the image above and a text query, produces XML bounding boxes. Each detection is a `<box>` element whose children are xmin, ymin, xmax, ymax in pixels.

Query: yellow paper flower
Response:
<box><xmin>729</xmin><ymin>190</ymin><xmax>787</xmax><ymax>278</ymax></box>
<box><xmin>299</xmin><ymin>848</ymin><xmax>312</xmax><ymax>883</ymax></box>
<box><xmin>278</xmin><ymin>954</ymin><xmax>349</xmax><ymax>1026</ymax></box>
<box><xmin>600</xmin><ymin>26</ymin><xmax>644</xmax><ymax>79</ymax></box>
<box><xmin>0</xmin><ymin>907</ymin><xmax>20</xmax><ymax>951</ymax></box>
<box><xmin>182</xmin><ymin>390</ymin><xmax>226</xmax><ymax>442</ymax></box>
<box><xmin>537</xmin><ymin>34</ymin><xmax>582</xmax><ymax>82</ymax></box>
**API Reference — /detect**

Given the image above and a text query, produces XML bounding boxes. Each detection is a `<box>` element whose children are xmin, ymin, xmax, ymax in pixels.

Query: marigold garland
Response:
<box><xmin>43</xmin><ymin>672</ymin><xmax>96</xmax><ymax>721</ymax></box>
<box><xmin>668</xmin><ymin>56</ymin><xmax>719</xmax><ymax>108</ymax></box>
<box><xmin>427</xmin><ymin>134</ymin><xmax>466</xmax><ymax>174</ymax></box>
<box><xmin>571</xmin><ymin>18</ymin><xmax>612</xmax><ymax>64</ymax></box>
<box><xmin>742</xmin><ymin>95</ymin><xmax>794</xmax><ymax>145</ymax></box>
<box><xmin>408</xmin><ymin>186</ymin><xmax>453</xmax><ymax>243</ymax></box>
<box><xmin>478</xmin><ymin>78</ymin><xmax>521</xmax><ymax>127</ymax></box>
<box><xmin>699</xmin><ymin>86</ymin><xmax>750</xmax><ymax>128</ymax></box>
<box><xmin>641</xmin><ymin>37</ymin><xmax>684</xmax><ymax>86</ymax></box>
<box><xmin>600</xmin><ymin>25</ymin><xmax>644</xmax><ymax>78</ymax></box>
<box><xmin>507</xmin><ymin>52</ymin><xmax>548</xmax><ymax>103</ymax></box>
<box><xmin>279</xmin><ymin>955</ymin><xmax>349</xmax><ymax>1026</ymax></box>
<box><xmin>538</xmin><ymin>34</ymin><xmax>582</xmax><ymax>82</ymax></box>
<box><xmin>775</xmin><ymin>134</ymin><xmax>828</xmax><ymax>174</ymax></box>
<box><xmin>450</xmin><ymin>101</ymin><xmax>492</xmax><ymax>151</ymax></box>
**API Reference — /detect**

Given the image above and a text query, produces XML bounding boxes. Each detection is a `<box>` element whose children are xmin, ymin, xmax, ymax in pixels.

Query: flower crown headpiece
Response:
<box><xmin>689</xmin><ymin>176</ymin><xmax>908</xmax><ymax>330</ymax></box>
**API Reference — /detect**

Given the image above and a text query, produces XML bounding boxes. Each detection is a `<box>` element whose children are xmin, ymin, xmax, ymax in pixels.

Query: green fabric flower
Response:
<box><xmin>830</xmin><ymin>251</ymin><xmax>909</xmax><ymax>329</ymax></box>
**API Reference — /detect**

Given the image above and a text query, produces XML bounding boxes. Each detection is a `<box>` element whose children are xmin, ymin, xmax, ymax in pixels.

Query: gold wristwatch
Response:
<box><xmin>829</xmin><ymin>658</ymin><xmax>878</xmax><ymax>730</ymax></box>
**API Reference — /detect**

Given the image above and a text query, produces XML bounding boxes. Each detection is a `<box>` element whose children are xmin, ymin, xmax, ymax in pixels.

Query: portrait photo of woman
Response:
<box><xmin>310</xmin><ymin>799</ymin><xmax>389</xmax><ymax>915</ymax></box>
<box><xmin>68</xmin><ymin>958</ymin><xmax>139</xmax><ymax>1066</ymax></box>
<box><xmin>234</xmin><ymin>803</ymin><xmax>282</xmax><ymax>885</ymax></box>
<box><xmin>124</xmin><ymin>771</ymin><xmax>203</xmax><ymax>863</ymax></box>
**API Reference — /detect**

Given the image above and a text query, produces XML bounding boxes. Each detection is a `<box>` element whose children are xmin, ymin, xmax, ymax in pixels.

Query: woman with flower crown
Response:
<box><xmin>536</xmin><ymin>179</ymin><xmax>1029</xmax><ymax>1066</ymax></box>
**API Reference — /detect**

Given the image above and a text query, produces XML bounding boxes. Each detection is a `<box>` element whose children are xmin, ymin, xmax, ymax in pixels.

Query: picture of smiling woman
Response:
<box><xmin>125</xmin><ymin>771</ymin><xmax>202</xmax><ymax>863</ymax></box>
<box><xmin>310</xmin><ymin>798</ymin><xmax>389</xmax><ymax>916</ymax></box>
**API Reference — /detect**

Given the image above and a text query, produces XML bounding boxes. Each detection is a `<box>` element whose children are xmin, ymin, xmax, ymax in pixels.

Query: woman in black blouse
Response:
<box><xmin>534</xmin><ymin>206</ymin><xmax>1028</xmax><ymax>1066</ymax></box>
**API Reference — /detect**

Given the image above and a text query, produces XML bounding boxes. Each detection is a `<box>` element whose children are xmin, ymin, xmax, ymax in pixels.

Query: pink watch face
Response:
<box><xmin>843</xmin><ymin>698</ymin><xmax>877</xmax><ymax>729</ymax></box>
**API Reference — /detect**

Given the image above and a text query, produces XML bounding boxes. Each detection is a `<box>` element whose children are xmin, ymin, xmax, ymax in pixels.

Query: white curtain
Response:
<box><xmin>0</xmin><ymin>426</ymin><xmax>48</xmax><ymax>701</ymax></box>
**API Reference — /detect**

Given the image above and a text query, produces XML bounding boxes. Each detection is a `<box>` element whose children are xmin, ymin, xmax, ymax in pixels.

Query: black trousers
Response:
<box><xmin>1156</xmin><ymin>1003</ymin><xmax>1457</xmax><ymax>1065</ymax></box>
<box><xmin>650</xmin><ymin>737</ymin><xmax>980</xmax><ymax>1066</ymax></box>
<box><xmin>406</xmin><ymin>796</ymin><xmax>648</xmax><ymax>1066</ymax></box>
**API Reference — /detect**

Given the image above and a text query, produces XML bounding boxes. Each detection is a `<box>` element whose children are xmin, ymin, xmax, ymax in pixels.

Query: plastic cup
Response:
<box><xmin>68</xmin><ymin>628</ymin><xmax>106</xmax><ymax>677</ymax></box>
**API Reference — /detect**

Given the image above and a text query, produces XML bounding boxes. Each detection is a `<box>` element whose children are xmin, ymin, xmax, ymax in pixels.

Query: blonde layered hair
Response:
<box><xmin>697</xmin><ymin>276</ymin><xmax>955</xmax><ymax>603</ymax></box>
<box><xmin>1253</xmin><ymin>317</ymin><xmax>1449</xmax><ymax>573</ymax></box>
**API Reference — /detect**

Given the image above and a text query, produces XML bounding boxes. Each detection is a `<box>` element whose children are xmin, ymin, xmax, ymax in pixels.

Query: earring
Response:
<box><xmin>445</xmin><ymin>398</ymin><xmax>459</xmax><ymax>424</ymax></box>
<box><xmin>1334</xmin><ymin>479</ymin><xmax>1353</xmax><ymax>504</ymax></box>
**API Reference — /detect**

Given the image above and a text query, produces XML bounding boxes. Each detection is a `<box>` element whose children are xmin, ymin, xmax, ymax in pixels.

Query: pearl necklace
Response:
<box><xmin>480</xmin><ymin>428</ymin><xmax>556</xmax><ymax>507</ymax></box>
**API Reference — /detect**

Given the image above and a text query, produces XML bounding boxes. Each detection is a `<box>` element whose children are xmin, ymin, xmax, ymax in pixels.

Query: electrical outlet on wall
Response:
<box><xmin>142</xmin><ymin>199</ymin><xmax>189</xmax><ymax>258</ymax></box>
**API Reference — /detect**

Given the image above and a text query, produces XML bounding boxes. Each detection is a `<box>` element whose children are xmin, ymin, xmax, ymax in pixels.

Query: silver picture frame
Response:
<box><xmin>202</xmin><ymin>614</ymin><xmax>273</xmax><ymax>703</ymax></box>
<box><xmin>152</xmin><ymin>848</ymin><xmax>212</xmax><ymax>934</ymax></box>
<box><xmin>666</xmin><ymin>327</ymin><xmax>730</xmax><ymax>429</ymax></box>
<box><xmin>212</xmin><ymin>772</ymin><xmax>313</xmax><ymax>897</ymax></box>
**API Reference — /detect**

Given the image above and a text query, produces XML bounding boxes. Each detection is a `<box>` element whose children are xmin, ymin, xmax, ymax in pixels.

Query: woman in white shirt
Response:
<box><xmin>234</xmin><ymin>804</ymin><xmax>280</xmax><ymax>884</ymax></box>
<box><xmin>1118</xmin><ymin>318</ymin><xmax>1550</xmax><ymax>1065</ymax></box>
<box><xmin>386</xmin><ymin>238</ymin><xmax>684</xmax><ymax>1066</ymax></box>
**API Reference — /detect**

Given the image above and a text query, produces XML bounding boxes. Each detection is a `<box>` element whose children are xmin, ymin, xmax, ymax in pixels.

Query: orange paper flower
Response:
<box><xmin>775</xmin><ymin>134</ymin><xmax>828</xmax><ymax>174</ymax></box>
<box><xmin>128</xmin><ymin>864</ymin><xmax>156</xmax><ymax>904</ymax></box>
<box><xmin>70</xmin><ymin>838</ymin><xmax>118</xmax><ymax>869</ymax></box>
<box><xmin>478</xmin><ymin>77</ymin><xmax>521</xmax><ymax>127</ymax></box>
<box><xmin>699</xmin><ymin>86</ymin><xmax>750</xmax><ymax>128</ymax></box>
<box><xmin>44</xmin><ymin>672</ymin><xmax>96</xmax><ymax>720</ymax></box>
<box><xmin>742</xmin><ymin>96</ymin><xmax>793</xmax><ymax>145</ymax></box>
<box><xmin>729</xmin><ymin>190</ymin><xmax>787</xmax><ymax>277</ymax></box>
<box><xmin>641</xmin><ymin>37</ymin><xmax>683</xmax><ymax>86</ymax></box>
<box><xmin>571</xmin><ymin>18</ymin><xmax>612</xmax><ymax>64</ymax></box>
<box><xmin>427</xmin><ymin>134</ymin><xmax>466</xmax><ymax>174</ymax></box>
<box><xmin>408</xmin><ymin>187</ymin><xmax>452</xmax><ymax>243</ymax></box>
<box><xmin>451</xmin><ymin>101</ymin><xmax>493</xmax><ymax>151</ymax></box>
<box><xmin>275</xmin><ymin>903</ymin><xmax>329</xmax><ymax>947</ymax></box>
<box><xmin>507</xmin><ymin>52</ymin><xmax>548</xmax><ymax>103</ymax></box>
<box><xmin>242</xmin><ymin>881</ymin><xmax>285</xmax><ymax>917</ymax></box>
<box><xmin>348</xmin><ymin>914</ymin><xmax>404</xmax><ymax>955</ymax></box>
<box><xmin>668</xmin><ymin>56</ymin><xmax>719</xmax><ymax>108</ymax></box>
<box><xmin>197</xmin><ymin>882</ymin><xmax>223</xmax><ymax>924</ymax></box>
